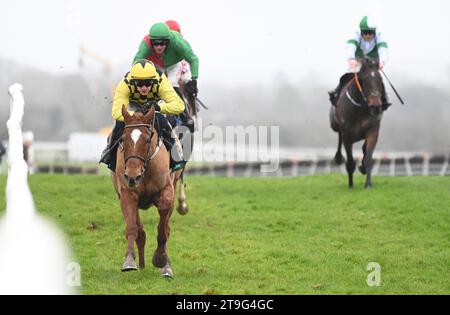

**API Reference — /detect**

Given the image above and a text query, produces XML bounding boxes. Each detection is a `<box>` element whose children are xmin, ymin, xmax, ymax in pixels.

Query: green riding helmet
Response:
<box><xmin>149</xmin><ymin>22</ymin><xmax>171</xmax><ymax>40</ymax></box>
<box><xmin>359</xmin><ymin>16</ymin><xmax>377</xmax><ymax>32</ymax></box>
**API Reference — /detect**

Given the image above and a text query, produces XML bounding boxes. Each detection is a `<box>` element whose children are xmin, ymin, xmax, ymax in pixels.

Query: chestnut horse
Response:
<box><xmin>112</xmin><ymin>105</ymin><xmax>176</xmax><ymax>276</ymax></box>
<box><xmin>330</xmin><ymin>58</ymin><xmax>386</xmax><ymax>189</ymax></box>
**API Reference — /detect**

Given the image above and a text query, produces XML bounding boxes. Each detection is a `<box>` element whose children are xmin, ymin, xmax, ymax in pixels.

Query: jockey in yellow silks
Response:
<box><xmin>100</xmin><ymin>59</ymin><xmax>186</xmax><ymax>171</ymax></box>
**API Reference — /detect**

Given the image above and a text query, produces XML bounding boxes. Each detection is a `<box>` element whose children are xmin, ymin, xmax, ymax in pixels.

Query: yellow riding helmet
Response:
<box><xmin>130</xmin><ymin>60</ymin><xmax>158</xmax><ymax>80</ymax></box>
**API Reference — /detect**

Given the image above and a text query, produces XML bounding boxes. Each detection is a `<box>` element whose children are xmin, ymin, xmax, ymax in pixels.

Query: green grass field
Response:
<box><xmin>0</xmin><ymin>174</ymin><xmax>449</xmax><ymax>294</ymax></box>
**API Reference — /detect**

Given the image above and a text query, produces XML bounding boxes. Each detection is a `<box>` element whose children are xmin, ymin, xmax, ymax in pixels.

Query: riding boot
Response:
<box><xmin>99</xmin><ymin>121</ymin><xmax>124</xmax><ymax>171</ymax></box>
<box><xmin>328</xmin><ymin>84</ymin><xmax>341</xmax><ymax>107</ymax></box>
<box><xmin>180</xmin><ymin>107</ymin><xmax>195</xmax><ymax>133</ymax></box>
<box><xmin>156</xmin><ymin>112</ymin><xmax>175</xmax><ymax>151</ymax></box>
<box><xmin>155</xmin><ymin>111</ymin><xmax>186</xmax><ymax>171</ymax></box>
<box><xmin>329</xmin><ymin>72</ymin><xmax>355</xmax><ymax>106</ymax></box>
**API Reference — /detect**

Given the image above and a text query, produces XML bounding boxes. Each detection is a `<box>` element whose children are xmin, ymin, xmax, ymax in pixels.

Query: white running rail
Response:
<box><xmin>0</xmin><ymin>84</ymin><xmax>74</xmax><ymax>294</ymax></box>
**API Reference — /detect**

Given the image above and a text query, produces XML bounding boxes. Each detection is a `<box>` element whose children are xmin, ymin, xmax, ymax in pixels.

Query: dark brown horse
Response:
<box><xmin>330</xmin><ymin>58</ymin><xmax>386</xmax><ymax>189</ymax></box>
<box><xmin>112</xmin><ymin>105</ymin><xmax>175</xmax><ymax>276</ymax></box>
<box><xmin>169</xmin><ymin>79</ymin><xmax>200</xmax><ymax>216</ymax></box>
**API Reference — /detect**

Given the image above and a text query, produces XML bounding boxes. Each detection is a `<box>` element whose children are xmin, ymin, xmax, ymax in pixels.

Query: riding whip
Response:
<box><xmin>195</xmin><ymin>97</ymin><xmax>209</xmax><ymax>110</ymax></box>
<box><xmin>380</xmin><ymin>69</ymin><xmax>405</xmax><ymax>105</ymax></box>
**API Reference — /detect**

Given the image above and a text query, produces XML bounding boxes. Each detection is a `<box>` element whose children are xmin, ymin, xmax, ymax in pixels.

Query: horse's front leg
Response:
<box><xmin>343</xmin><ymin>137</ymin><xmax>356</xmax><ymax>188</ymax></box>
<box><xmin>136</xmin><ymin>212</ymin><xmax>146</xmax><ymax>269</ymax></box>
<box><xmin>120</xmin><ymin>191</ymin><xmax>139</xmax><ymax>272</ymax></box>
<box><xmin>153</xmin><ymin>183</ymin><xmax>174</xmax><ymax>272</ymax></box>
<box><xmin>359</xmin><ymin>141</ymin><xmax>367</xmax><ymax>175</ymax></box>
<box><xmin>363</xmin><ymin>127</ymin><xmax>380</xmax><ymax>189</ymax></box>
<box><xmin>334</xmin><ymin>131</ymin><xmax>345</xmax><ymax>165</ymax></box>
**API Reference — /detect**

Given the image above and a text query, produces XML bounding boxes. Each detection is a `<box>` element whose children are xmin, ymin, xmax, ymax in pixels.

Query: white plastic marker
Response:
<box><xmin>0</xmin><ymin>84</ymin><xmax>75</xmax><ymax>294</ymax></box>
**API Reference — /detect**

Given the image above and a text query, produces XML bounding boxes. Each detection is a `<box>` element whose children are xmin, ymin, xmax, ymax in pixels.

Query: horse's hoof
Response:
<box><xmin>152</xmin><ymin>251</ymin><xmax>168</xmax><ymax>268</ymax></box>
<box><xmin>334</xmin><ymin>154</ymin><xmax>345</xmax><ymax>165</ymax></box>
<box><xmin>365</xmin><ymin>184</ymin><xmax>372</xmax><ymax>190</ymax></box>
<box><xmin>122</xmin><ymin>254</ymin><xmax>138</xmax><ymax>272</ymax></box>
<box><xmin>121</xmin><ymin>265</ymin><xmax>138</xmax><ymax>272</ymax></box>
<box><xmin>359</xmin><ymin>165</ymin><xmax>366</xmax><ymax>175</ymax></box>
<box><xmin>160</xmin><ymin>263</ymin><xmax>173</xmax><ymax>278</ymax></box>
<box><xmin>177</xmin><ymin>203</ymin><xmax>189</xmax><ymax>215</ymax></box>
<box><xmin>121</xmin><ymin>262</ymin><xmax>138</xmax><ymax>272</ymax></box>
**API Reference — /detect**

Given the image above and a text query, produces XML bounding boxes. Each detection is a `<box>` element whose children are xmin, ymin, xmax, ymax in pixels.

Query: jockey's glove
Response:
<box><xmin>144</xmin><ymin>100</ymin><xmax>161</xmax><ymax>112</ymax></box>
<box><xmin>348</xmin><ymin>59</ymin><xmax>358</xmax><ymax>72</ymax></box>
<box><xmin>153</xmin><ymin>103</ymin><xmax>161</xmax><ymax>112</ymax></box>
<box><xmin>185</xmin><ymin>79</ymin><xmax>198</xmax><ymax>97</ymax></box>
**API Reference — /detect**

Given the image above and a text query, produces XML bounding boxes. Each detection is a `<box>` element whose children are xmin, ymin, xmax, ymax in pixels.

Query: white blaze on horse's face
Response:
<box><xmin>371</xmin><ymin>71</ymin><xmax>376</xmax><ymax>78</ymax></box>
<box><xmin>130</xmin><ymin>129</ymin><xmax>142</xmax><ymax>148</ymax></box>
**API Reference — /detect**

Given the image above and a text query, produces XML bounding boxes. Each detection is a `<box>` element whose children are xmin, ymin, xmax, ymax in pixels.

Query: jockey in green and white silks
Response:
<box><xmin>346</xmin><ymin>16</ymin><xmax>389</xmax><ymax>72</ymax></box>
<box><xmin>329</xmin><ymin>16</ymin><xmax>390</xmax><ymax>107</ymax></box>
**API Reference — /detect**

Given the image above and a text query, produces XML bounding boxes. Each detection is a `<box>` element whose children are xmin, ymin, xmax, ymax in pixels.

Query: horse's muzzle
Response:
<box><xmin>124</xmin><ymin>173</ymin><xmax>143</xmax><ymax>188</ymax></box>
<box><xmin>368</xmin><ymin>95</ymin><xmax>383</xmax><ymax>115</ymax></box>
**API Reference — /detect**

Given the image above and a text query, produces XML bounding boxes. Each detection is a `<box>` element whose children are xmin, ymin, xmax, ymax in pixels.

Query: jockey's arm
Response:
<box><xmin>112</xmin><ymin>80</ymin><xmax>131</xmax><ymax>121</ymax></box>
<box><xmin>376</xmin><ymin>33</ymin><xmax>389</xmax><ymax>67</ymax></box>
<box><xmin>345</xmin><ymin>33</ymin><xmax>359</xmax><ymax>62</ymax></box>
<box><xmin>174</xmin><ymin>34</ymin><xmax>199</xmax><ymax>79</ymax></box>
<box><xmin>133</xmin><ymin>38</ymin><xmax>151</xmax><ymax>63</ymax></box>
<box><xmin>158</xmin><ymin>74</ymin><xmax>185</xmax><ymax>115</ymax></box>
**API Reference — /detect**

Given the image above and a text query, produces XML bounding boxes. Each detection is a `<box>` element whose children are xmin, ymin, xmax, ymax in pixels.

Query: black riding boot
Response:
<box><xmin>99</xmin><ymin>120</ymin><xmax>124</xmax><ymax>171</ymax></box>
<box><xmin>329</xmin><ymin>73</ymin><xmax>355</xmax><ymax>106</ymax></box>
<box><xmin>180</xmin><ymin>108</ymin><xmax>195</xmax><ymax>133</ymax></box>
<box><xmin>328</xmin><ymin>85</ymin><xmax>340</xmax><ymax>106</ymax></box>
<box><xmin>156</xmin><ymin>113</ymin><xmax>186</xmax><ymax>171</ymax></box>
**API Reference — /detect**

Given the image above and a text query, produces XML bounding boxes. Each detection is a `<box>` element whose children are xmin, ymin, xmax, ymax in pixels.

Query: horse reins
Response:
<box><xmin>353</xmin><ymin>72</ymin><xmax>368</xmax><ymax>103</ymax></box>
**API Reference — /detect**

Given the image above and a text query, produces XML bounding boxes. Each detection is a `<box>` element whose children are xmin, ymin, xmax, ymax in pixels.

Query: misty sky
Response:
<box><xmin>1</xmin><ymin>0</ymin><xmax>450</xmax><ymax>88</ymax></box>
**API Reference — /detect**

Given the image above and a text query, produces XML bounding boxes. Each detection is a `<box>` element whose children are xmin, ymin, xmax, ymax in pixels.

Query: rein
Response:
<box><xmin>353</xmin><ymin>72</ymin><xmax>368</xmax><ymax>103</ymax></box>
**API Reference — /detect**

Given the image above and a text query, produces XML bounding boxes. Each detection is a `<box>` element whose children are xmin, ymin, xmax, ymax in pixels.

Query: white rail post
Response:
<box><xmin>0</xmin><ymin>84</ymin><xmax>74</xmax><ymax>294</ymax></box>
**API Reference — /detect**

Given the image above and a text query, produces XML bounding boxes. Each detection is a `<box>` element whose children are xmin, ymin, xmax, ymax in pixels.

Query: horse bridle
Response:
<box><xmin>121</xmin><ymin>117</ymin><xmax>162</xmax><ymax>176</ymax></box>
<box><xmin>349</xmin><ymin>72</ymin><xmax>383</xmax><ymax>107</ymax></box>
<box><xmin>353</xmin><ymin>72</ymin><xmax>368</xmax><ymax>104</ymax></box>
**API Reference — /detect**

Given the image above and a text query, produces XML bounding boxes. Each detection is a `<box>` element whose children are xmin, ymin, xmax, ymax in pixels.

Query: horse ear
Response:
<box><xmin>121</xmin><ymin>105</ymin><xmax>131</xmax><ymax>121</ymax></box>
<box><xmin>144</xmin><ymin>106</ymin><xmax>155</xmax><ymax>124</ymax></box>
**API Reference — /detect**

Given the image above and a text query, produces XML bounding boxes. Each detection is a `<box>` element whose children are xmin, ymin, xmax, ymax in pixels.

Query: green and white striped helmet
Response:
<box><xmin>359</xmin><ymin>16</ymin><xmax>377</xmax><ymax>32</ymax></box>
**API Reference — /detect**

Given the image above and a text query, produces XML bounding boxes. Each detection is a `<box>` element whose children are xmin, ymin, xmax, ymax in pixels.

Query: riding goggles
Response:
<box><xmin>134</xmin><ymin>79</ymin><xmax>158</xmax><ymax>87</ymax></box>
<box><xmin>151</xmin><ymin>39</ymin><xmax>169</xmax><ymax>47</ymax></box>
<box><xmin>361</xmin><ymin>30</ymin><xmax>375</xmax><ymax>36</ymax></box>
